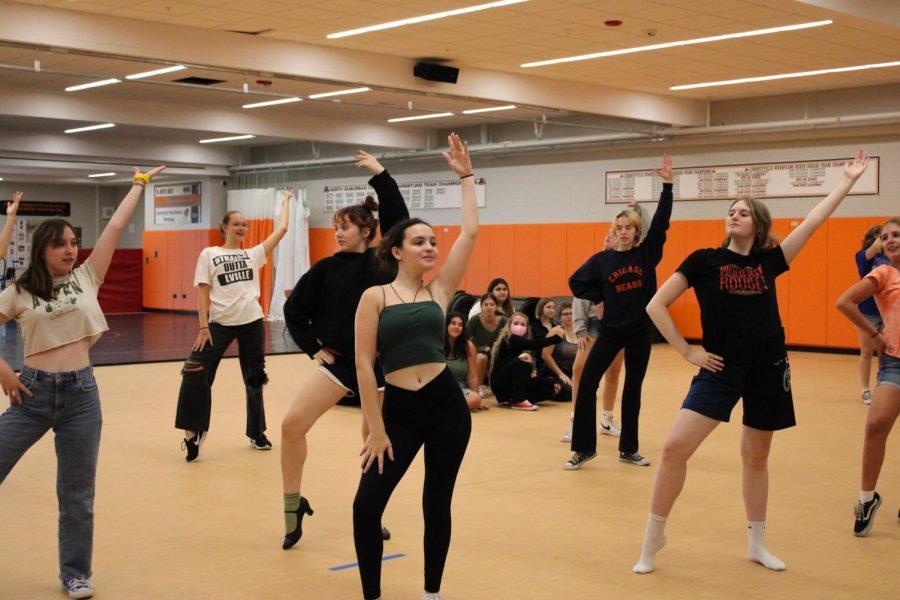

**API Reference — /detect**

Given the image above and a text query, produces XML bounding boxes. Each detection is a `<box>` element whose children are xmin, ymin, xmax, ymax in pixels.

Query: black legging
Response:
<box><xmin>174</xmin><ymin>319</ymin><xmax>267</xmax><ymax>439</ymax></box>
<box><xmin>571</xmin><ymin>326</ymin><xmax>651</xmax><ymax>455</ymax></box>
<box><xmin>353</xmin><ymin>367</ymin><xmax>471</xmax><ymax>600</ymax></box>
<box><xmin>491</xmin><ymin>359</ymin><xmax>562</xmax><ymax>404</ymax></box>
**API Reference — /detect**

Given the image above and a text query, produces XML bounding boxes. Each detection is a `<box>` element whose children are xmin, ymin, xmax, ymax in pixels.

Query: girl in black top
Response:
<box><xmin>354</xmin><ymin>133</ymin><xmax>478</xmax><ymax>600</ymax></box>
<box><xmin>635</xmin><ymin>150</ymin><xmax>870</xmax><ymax>575</ymax></box>
<box><xmin>564</xmin><ymin>154</ymin><xmax>674</xmax><ymax>470</ymax></box>
<box><xmin>490</xmin><ymin>312</ymin><xmax>565</xmax><ymax>411</ymax></box>
<box><xmin>279</xmin><ymin>151</ymin><xmax>409</xmax><ymax>550</ymax></box>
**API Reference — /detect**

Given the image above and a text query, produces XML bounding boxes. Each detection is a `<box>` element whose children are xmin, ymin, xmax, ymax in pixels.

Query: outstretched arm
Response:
<box><xmin>647</xmin><ymin>153</ymin><xmax>674</xmax><ymax>237</ymax></box>
<box><xmin>262</xmin><ymin>188</ymin><xmax>291</xmax><ymax>255</ymax></box>
<box><xmin>646</xmin><ymin>273</ymin><xmax>724</xmax><ymax>372</ymax></box>
<box><xmin>781</xmin><ymin>150</ymin><xmax>869</xmax><ymax>264</ymax></box>
<box><xmin>431</xmin><ymin>134</ymin><xmax>478</xmax><ymax>306</ymax></box>
<box><xmin>91</xmin><ymin>166</ymin><xmax>165</xmax><ymax>280</ymax></box>
<box><xmin>0</xmin><ymin>191</ymin><xmax>22</xmax><ymax>260</ymax></box>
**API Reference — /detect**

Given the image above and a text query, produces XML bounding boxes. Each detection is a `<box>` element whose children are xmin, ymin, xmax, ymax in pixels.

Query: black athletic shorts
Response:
<box><xmin>681</xmin><ymin>356</ymin><xmax>796</xmax><ymax>431</ymax></box>
<box><xmin>319</xmin><ymin>355</ymin><xmax>385</xmax><ymax>406</ymax></box>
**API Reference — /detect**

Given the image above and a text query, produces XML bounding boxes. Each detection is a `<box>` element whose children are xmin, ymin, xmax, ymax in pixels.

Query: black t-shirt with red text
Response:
<box><xmin>677</xmin><ymin>246</ymin><xmax>789</xmax><ymax>367</ymax></box>
<box><xmin>569</xmin><ymin>183</ymin><xmax>673</xmax><ymax>336</ymax></box>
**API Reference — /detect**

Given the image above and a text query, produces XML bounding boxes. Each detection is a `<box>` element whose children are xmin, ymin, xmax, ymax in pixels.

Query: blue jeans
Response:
<box><xmin>0</xmin><ymin>365</ymin><xmax>102</xmax><ymax>583</ymax></box>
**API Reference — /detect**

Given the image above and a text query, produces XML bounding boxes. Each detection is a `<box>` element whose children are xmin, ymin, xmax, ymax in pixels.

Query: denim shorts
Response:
<box><xmin>876</xmin><ymin>354</ymin><xmax>900</xmax><ymax>388</ymax></box>
<box><xmin>682</xmin><ymin>357</ymin><xmax>796</xmax><ymax>431</ymax></box>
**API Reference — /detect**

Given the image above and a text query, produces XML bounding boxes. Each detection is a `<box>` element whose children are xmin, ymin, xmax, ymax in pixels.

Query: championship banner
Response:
<box><xmin>154</xmin><ymin>182</ymin><xmax>201</xmax><ymax>224</ymax></box>
<box><xmin>324</xmin><ymin>178</ymin><xmax>486</xmax><ymax>212</ymax></box>
<box><xmin>606</xmin><ymin>157</ymin><xmax>879</xmax><ymax>204</ymax></box>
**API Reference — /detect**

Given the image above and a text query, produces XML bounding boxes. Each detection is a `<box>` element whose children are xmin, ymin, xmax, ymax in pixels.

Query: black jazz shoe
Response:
<box><xmin>283</xmin><ymin>496</ymin><xmax>314</xmax><ymax>549</ymax></box>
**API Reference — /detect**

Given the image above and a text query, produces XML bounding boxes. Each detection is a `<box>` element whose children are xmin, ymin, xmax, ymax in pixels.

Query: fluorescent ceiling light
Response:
<box><xmin>328</xmin><ymin>0</ymin><xmax>528</xmax><ymax>39</ymax></box>
<box><xmin>88</xmin><ymin>172</ymin><xmax>116</xmax><ymax>178</ymax></box>
<box><xmin>65</xmin><ymin>78</ymin><xmax>121</xmax><ymax>92</ymax></box>
<box><xmin>462</xmin><ymin>105</ymin><xmax>517</xmax><ymax>114</ymax></box>
<box><xmin>199</xmin><ymin>134</ymin><xmax>256</xmax><ymax>144</ymax></box>
<box><xmin>242</xmin><ymin>97</ymin><xmax>302</xmax><ymax>109</ymax></box>
<box><xmin>671</xmin><ymin>59</ymin><xmax>900</xmax><ymax>90</ymax></box>
<box><xmin>521</xmin><ymin>20</ymin><xmax>833</xmax><ymax>68</ymax></box>
<box><xmin>388</xmin><ymin>113</ymin><xmax>454</xmax><ymax>123</ymax></box>
<box><xmin>65</xmin><ymin>123</ymin><xmax>116</xmax><ymax>134</ymax></box>
<box><xmin>125</xmin><ymin>65</ymin><xmax>187</xmax><ymax>80</ymax></box>
<box><xmin>308</xmin><ymin>87</ymin><xmax>370</xmax><ymax>99</ymax></box>
<box><xmin>0</xmin><ymin>177</ymin><xmax>4</xmax><ymax>181</ymax></box>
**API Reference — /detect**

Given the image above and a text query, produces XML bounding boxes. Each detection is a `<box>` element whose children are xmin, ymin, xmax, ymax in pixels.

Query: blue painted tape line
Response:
<box><xmin>329</xmin><ymin>553</ymin><xmax>407</xmax><ymax>572</ymax></box>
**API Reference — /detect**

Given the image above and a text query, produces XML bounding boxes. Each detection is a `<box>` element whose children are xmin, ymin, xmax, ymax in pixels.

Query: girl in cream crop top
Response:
<box><xmin>0</xmin><ymin>259</ymin><xmax>108</xmax><ymax>357</ymax></box>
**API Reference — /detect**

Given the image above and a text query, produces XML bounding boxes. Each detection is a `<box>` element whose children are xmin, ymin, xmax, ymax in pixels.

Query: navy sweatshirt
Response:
<box><xmin>283</xmin><ymin>170</ymin><xmax>409</xmax><ymax>358</ymax></box>
<box><xmin>568</xmin><ymin>182</ymin><xmax>673</xmax><ymax>336</ymax></box>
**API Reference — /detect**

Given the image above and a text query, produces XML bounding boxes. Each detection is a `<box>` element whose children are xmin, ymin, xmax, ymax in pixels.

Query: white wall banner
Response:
<box><xmin>606</xmin><ymin>157</ymin><xmax>880</xmax><ymax>204</ymax></box>
<box><xmin>323</xmin><ymin>178</ymin><xmax>487</xmax><ymax>212</ymax></box>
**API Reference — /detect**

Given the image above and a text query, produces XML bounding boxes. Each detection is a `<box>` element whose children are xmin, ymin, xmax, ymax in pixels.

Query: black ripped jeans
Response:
<box><xmin>174</xmin><ymin>319</ymin><xmax>267</xmax><ymax>439</ymax></box>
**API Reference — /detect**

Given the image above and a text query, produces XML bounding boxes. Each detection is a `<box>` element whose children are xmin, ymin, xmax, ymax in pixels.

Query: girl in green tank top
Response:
<box><xmin>445</xmin><ymin>312</ymin><xmax>486</xmax><ymax>410</ymax></box>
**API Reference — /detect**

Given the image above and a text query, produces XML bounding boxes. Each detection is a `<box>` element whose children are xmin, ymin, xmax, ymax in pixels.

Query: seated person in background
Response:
<box><xmin>465</xmin><ymin>293</ymin><xmax>507</xmax><ymax>396</ymax></box>
<box><xmin>532</xmin><ymin>297</ymin><xmax>557</xmax><ymax>339</ymax></box>
<box><xmin>444</xmin><ymin>312</ymin><xmax>486</xmax><ymax>411</ymax></box>
<box><xmin>489</xmin><ymin>312</ymin><xmax>567</xmax><ymax>411</ymax></box>
<box><xmin>468</xmin><ymin>277</ymin><xmax>514</xmax><ymax>319</ymax></box>
<box><xmin>541</xmin><ymin>301</ymin><xmax>577</xmax><ymax>398</ymax></box>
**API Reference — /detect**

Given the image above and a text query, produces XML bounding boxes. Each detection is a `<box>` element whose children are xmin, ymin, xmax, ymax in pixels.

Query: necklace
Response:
<box><xmin>390</xmin><ymin>281</ymin><xmax>424</xmax><ymax>304</ymax></box>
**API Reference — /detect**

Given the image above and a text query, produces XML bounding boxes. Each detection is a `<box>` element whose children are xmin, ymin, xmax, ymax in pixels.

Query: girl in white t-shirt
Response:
<box><xmin>175</xmin><ymin>190</ymin><xmax>290</xmax><ymax>461</ymax></box>
<box><xmin>0</xmin><ymin>166</ymin><xmax>165</xmax><ymax>599</ymax></box>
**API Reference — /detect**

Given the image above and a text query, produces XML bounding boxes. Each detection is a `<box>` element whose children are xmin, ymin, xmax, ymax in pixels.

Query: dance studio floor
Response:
<box><xmin>0</xmin><ymin>338</ymin><xmax>897</xmax><ymax>598</ymax></box>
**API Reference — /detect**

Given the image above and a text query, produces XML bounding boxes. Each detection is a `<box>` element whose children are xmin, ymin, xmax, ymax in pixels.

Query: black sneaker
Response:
<box><xmin>182</xmin><ymin>432</ymin><xmax>202</xmax><ymax>462</ymax></box>
<box><xmin>250</xmin><ymin>434</ymin><xmax>273</xmax><ymax>450</ymax></box>
<box><xmin>619</xmin><ymin>451</ymin><xmax>651</xmax><ymax>466</ymax></box>
<box><xmin>563</xmin><ymin>451</ymin><xmax>597</xmax><ymax>470</ymax></box>
<box><xmin>853</xmin><ymin>492</ymin><xmax>881</xmax><ymax>536</ymax></box>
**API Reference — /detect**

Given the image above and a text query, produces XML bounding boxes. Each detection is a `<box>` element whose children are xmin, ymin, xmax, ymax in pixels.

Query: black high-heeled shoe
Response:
<box><xmin>282</xmin><ymin>496</ymin><xmax>314</xmax><ymax>550</ymax></box>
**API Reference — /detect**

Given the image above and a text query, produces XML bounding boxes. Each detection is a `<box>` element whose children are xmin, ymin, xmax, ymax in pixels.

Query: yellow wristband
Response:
<box><xmin>133</xmin><ymin>173</ymin><xmax>151</xmax><ymax>186</ymax></box>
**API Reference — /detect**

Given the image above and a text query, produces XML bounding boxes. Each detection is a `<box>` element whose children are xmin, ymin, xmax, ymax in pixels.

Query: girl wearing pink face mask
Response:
<box><xmin>489</xmin><ymin>312</ymin><xmax>567</xmax><ymax>410</ymax></box>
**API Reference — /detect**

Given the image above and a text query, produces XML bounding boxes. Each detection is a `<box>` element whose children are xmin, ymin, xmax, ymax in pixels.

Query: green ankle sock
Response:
<box><xmin>284</xmin><ymin>492</ymin><xmax>301</xmax><ymax>534</ymax></box>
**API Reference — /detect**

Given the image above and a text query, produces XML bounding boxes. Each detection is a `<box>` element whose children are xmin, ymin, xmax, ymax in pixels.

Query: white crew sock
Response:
<box><xmin>633</xmin><ymin>513</ymin><xmax>667</xmax><ymax>574</ymax></box>
<box><xmin>747</xmin><ymin>521</ymin><xmax>785</xmax><ymax>571</ymax></box>
<box><xmin>860</xmin><ymin>490</ymin><xmax>875</xmax><ymax>503</ymax></box>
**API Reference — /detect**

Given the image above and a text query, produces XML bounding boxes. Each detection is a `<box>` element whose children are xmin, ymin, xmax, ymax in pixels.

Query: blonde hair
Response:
<box><xmin>614</xmin><ymin>209</ymin><xmax>642</xmax><ymax>242</ymax></box>
<box><xmin>490</xmin><ymin>312</ymin><xmax>531</xmax><ymax>371</ymax></box>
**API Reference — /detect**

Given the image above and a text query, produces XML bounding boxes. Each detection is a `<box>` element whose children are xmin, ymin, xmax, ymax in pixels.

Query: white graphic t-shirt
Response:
<box><xmin>195</xmin><ymin>244</ymin><xmax>267</xmax><ymax>326</ymax></box>
<box><xmin>0</xmin><ymin>258</ymin><xmax>109</xmax><ymax>357</ymax></box>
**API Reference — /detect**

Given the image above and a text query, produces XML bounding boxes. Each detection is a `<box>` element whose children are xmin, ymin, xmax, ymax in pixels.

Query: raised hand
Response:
<box><xmin>844</xmin><ymin>149</ymin><xmax>869</xmax><ymax>182</ymax></box>
<box><xmin>442</xmin><ymin>133</ymin><xmax>473</xmax><ymax>177</ymax></box>
<box><xmin>6</xmin><ymin>191</ymin><xmax>23</xmax><ymax>217</ymax></box>
<box><xmin>133</xmin><ymin>165</ymin><xmax>166</xmax><ymax>183</ymax></box>
<box><xmin>655</xmin><ymin>153</ymin><xmax>673</xmax><ymax>182</ymax></box>
<box><xmin>280</xmin><ymin>187</ymin><xmax>294</xmax><ymax>205</ymax></box>
<box><xmin>355</xmin><ymin>150</ymin><xmax>385</xmax><ymax>176</ymax></box>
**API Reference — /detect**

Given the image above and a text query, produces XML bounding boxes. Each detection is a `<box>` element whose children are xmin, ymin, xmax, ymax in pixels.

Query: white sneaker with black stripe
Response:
<box><xmin>600</xmin><ymin>416</ymin><xmax>621</xmax><ymax>437</ymax></box>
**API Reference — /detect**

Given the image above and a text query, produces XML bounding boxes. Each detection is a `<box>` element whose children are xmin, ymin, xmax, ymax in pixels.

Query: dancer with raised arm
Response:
<box><xmin>836</xmin><ymin>217</ymin><xmax>900</xmax><ymax>536</ymax></box>
<box><xmin>636</xmin><ymin>150</ymin><xmax>869</xmax><ymax>574</ymax></box>
<box><xmin>353</xmin><ymin>133</ymin><xmax>477</xmax><ymax>600</ymax></box>
<box><xmin>0</xmin><ymin>166</ymin><xmax>164</xmax><ymax>599</ymax></box>
<box><xmin>1</xmin><ymin>191</ymin><xmax>22</xmax><ymax>260</ymax></box>
<box><xmin>280</xmin><ymin>151</ymin><xmax>409</xmax><ymax>549</ymax></box>
<box><xmin>564</xmin><ymin>154</ymin><xmax>673</xmax><ymax>470</ymax></box>
<box><xmin>175</xmin><ymin>188</ymin><xmax>291</xmax><ymax>460</ymax></box>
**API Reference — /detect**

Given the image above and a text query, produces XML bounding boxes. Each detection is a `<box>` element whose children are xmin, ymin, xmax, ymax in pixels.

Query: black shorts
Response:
<box><xmin>319</xmin><ymin>356</ymin><xmax>385</xmax><ymax>406</ymax></box>
<box><xmin>681</xmin><ymin>357</ymin><xmax>796</xmax><ymax>431</ymax></box>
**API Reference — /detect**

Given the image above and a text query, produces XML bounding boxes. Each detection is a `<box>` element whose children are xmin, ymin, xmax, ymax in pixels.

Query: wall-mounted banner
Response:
<box><xmin>324</xmin><ymin>178</ymin><xmax>487</xmax><ymax>212</ymax></box>
<box><xmin>154</xmin><ymin>182</ymin><xmax>201</xmax><ymax>225</ymax></box>
<box><xmin>606</xmin><ymin>157</ymin><xmax>879</xmax><ymax>204</ymax></box>
<box><xmin>0</xmin><ymin>201</ymin><xmax>70</xmax><ymax>216</ymax></box>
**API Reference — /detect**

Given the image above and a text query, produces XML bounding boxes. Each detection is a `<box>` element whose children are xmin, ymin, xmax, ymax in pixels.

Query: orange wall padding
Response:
<box><xmin>306</xmin><ymin>217</ymin><xmax>891</xmax><ymax>350</ymax></box>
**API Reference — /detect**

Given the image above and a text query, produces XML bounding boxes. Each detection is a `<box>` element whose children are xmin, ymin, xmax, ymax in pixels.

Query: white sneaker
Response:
<box><xmin>61</xmin><ymin>578</ymin><xmax>93</xmax><ymax>599</ymax></box>
<box><xmin>600</xmin><ymin>417</ymin><xmax>621</xmax><ymax>437</ymax></box>
<box><xmin>478</xmin><ymin>385</ymin><xmax>494</xmax><ymax>399</ymax></box>
<box><xmin>861</xmin><ymin>390</ymin><xmax>872</xmax><ymax>405</ymax></box>
<box><xmin>422</xmin><ymin>593</ymin><xmax>444</xmax><ymax>600</ymax></box>
<box><xmin>560</xmin><ymin>418</ymin><xmax>573</xmax><ymax>442</ymax></box>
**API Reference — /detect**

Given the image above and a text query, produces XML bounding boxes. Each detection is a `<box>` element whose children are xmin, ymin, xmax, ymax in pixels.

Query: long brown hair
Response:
<box><xmin>15</xmin><ymin>219</ymin><xmax>77</xmax><ymax>301</ymax></box>
<box><xmin>721</xmin><ymin>198</ymin><xmax>774</xmax><ymax>255</ymax></box>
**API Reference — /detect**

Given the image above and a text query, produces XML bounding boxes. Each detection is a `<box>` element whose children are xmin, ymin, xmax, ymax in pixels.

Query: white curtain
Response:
<box><xmin>269</xmin><ymin>188</ymin><xmax>310</xmax><ymax>320</ymax></box>
<box><xmin>226</xmin><ymin>187</ymin><xmax>310</xmax><ymax>320</ymax></box>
